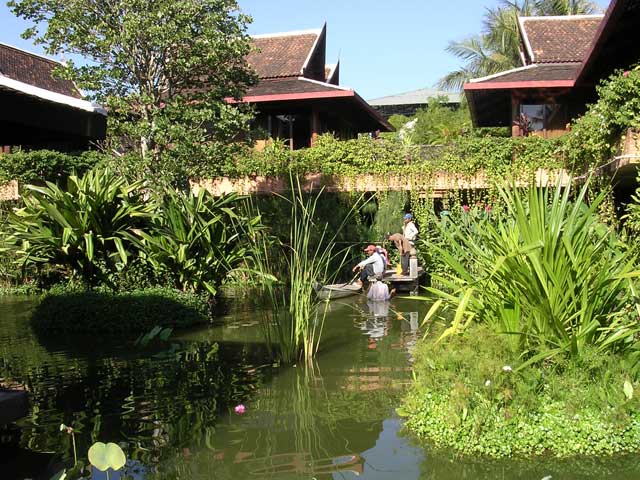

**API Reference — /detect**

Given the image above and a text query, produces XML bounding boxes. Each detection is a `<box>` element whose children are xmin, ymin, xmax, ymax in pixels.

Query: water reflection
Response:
<box><xmin>3</xmin><ymin>295</ymin><xmax>640</xmax><ymax>479</ymax></box>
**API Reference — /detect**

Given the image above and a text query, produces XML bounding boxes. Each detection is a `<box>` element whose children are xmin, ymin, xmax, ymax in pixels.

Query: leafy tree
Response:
<box><xmin>388</xmin><ymin>98</ymin><xmax>471</xmax><ymax>145</ymax></box>
<box><xmin>9</xmin><ymin>0</ymin><xmax>257</xmax><ymax>186</ymax></box>
<box><xmin>439</xmin><ymin>0</ymin><xmax>599</xmax><ymax>90</ymax></box>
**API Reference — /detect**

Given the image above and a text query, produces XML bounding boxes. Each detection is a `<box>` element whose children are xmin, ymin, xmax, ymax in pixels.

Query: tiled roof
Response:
<box><xmin>244</xmin><ymin>77</ymin><xmax>349</xmax><ymax>98</ymax></box>
<box><xmin>469</xmin><ymin>63</ymin><xmax>579</xmax><ymax>85</ymax></box>
<box><xmin>0</xmin><ymin>43</ymin><xmax>81</xmax><ymax>98</ymax></box>
<box><xmin>369</xmin><ymin>88</ymin><xmax>461</xmax><ymax>105</ymax></box>
<box><xmin>248</xmin><ymin>30</ymin><xmax>320</xmax><ymax>79</ymax></box>
<box><xmin>519</xmin><ymin>15</ymin><xmax>604</xmax><ymax>63</ymax></box>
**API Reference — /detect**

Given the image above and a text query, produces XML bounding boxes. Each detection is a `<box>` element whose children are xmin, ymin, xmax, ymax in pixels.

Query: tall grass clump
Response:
<box><xmin>424</xmin><ymin>178</ymin><xmax>640</xmax><ymax>365</ymax></box>
<box><xmin>250</xmin><ymin>176</ymin><xmax>362</xmax><ymax>364</ymax></box>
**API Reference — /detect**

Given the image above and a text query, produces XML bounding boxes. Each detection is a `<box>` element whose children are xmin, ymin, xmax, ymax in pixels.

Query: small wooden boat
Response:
<box><xmin>315</xmin><ymin>283</ymin><xmax>361</xmax><ymax>300</ymax></box>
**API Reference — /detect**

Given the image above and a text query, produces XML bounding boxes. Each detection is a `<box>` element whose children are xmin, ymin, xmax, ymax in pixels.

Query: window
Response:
<box><xmin>518</xmin><ymin>104</ymin><xmax>567</xmax><ymax>134</ymax></box>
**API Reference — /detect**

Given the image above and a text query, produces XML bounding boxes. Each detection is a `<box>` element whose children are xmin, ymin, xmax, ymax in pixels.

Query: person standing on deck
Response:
<box><xmin>385</xmin><ymin>232</ymin><xmax>412</xmax><ymax>276</ymax></box>
<box><xmin>353</xmin><ymin>245</ymin><xmax>384</xmax><ymax>286</ymax></box>
<box><xmin>403</xmin><ymin>213</ymin><xmax>419</xmax><ymax>247</ymax></box>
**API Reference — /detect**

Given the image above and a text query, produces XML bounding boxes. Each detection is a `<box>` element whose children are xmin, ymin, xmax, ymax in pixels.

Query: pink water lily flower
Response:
<box><xmin>234</xmin><ymin>404</ymin><xmax>246</xmax><ymax>414</ymax></box>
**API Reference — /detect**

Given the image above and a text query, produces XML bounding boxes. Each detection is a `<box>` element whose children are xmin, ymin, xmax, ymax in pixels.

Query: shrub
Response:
<box><xmin>31</xmin><ymin>286</ymin><xmax>209</xmax><ymax>335</ymax></box>
<box><xmin>3</xmin><ymin>168</ymin><xmax>152</xmax><ymax>287</ymax></box>
<box><xmin>0</xmin><ymin>149</ymin><xmax>106</xmax><ymax>185</ymax></box>
<box><xmin>128</xmin><ymin>189</ymin><xmax>262</xmax><ymax>296</ymax></box>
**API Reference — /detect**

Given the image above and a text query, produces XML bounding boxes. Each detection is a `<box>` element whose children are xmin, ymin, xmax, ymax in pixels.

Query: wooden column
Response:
<box><xmin>511</xmin><ymin>94</ymin><xmax>520</xmax><ymax>137</ymax></box>
<box><xmin>310</xmin><ymin>109</ymin><xmax>321</xmax><ymax>147</ymax></box>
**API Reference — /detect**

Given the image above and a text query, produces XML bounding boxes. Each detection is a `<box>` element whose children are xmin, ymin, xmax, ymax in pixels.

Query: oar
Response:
<box><xmin>339</xmin><ymin>272</ymin><xmax>360</xmax><ymax>288</ymax></box>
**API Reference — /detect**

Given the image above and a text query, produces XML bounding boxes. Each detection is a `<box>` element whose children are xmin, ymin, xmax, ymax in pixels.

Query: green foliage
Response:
<box><xmin>3</xmin><ymin>168</ymin><xmax>151</xmax><ymax>287</ymax></box>
<box><xmin>31</xmin><ymin>286</ymin><xmax>209</xmax><ymax>335</ymax></box>
<box><xmin>422</xmin><ymin>178</ymin><xmax>640</xmax><ymax>364</ymax></box>
<box><xmin>250</xmin><ymin>176</ymin><xmax>361</xmax><ymax>363</ymax></box>
<box><xmin>408</xmin><ymin>99</ymin><xmax>471</xmax><ymax>145</ymax></box>
<box><xmin>0</xmin><ymin>150</ymin><xmax>105</xmax><ymax>185</ymax></box>
<box><xmin>87</xmin><ymin>442</ymin><xmax>126</xmax><ymax>472</ymax></box>
<box><xmin>128</xmin><ymin>189</ymin><xmax>261</xmax><ymax>296</ymax></box>
<box><xmin>212</xmin><ymin>133</ymin><xmax>565</xmax><ymax>180</ymax></box>
<box><xmin>565</xmin><ymin>66</ymin><xmax>640</xmax><ymax>172</ymax></box>
<box><xmin>9</xmin><ymin>0</ymin><xmax>256</xmax><ymax>187</ymax></box>
<box><xmin>402</xmin><ymin>324</ymin><xmax>640</xmax><ymax>458</ymax></box>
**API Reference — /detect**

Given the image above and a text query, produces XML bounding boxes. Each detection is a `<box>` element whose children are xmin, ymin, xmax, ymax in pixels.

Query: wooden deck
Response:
<box><xmin>382</xmin><ymin>267</ymin><xmax>426</xmax><ymax>294</ymax></box>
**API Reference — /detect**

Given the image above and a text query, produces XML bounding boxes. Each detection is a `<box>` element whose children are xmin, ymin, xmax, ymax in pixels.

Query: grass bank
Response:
<box><xmin>400</xmin><ymin>325</ymin><xmax>640</xmax><ymax>458</ymax></box>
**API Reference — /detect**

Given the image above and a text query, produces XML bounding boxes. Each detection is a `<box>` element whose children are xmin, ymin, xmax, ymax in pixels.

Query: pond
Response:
<box><xmin>1</xmin><ymin>295</ymin><xmax>640</xmax><ymax>479</ymax></box>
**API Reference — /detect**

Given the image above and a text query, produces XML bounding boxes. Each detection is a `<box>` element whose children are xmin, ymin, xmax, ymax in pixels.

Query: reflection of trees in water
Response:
<box><xmin>0</xmin><ymin>315</ymin><xmax>270</xmax><ymax>476</ymax></box>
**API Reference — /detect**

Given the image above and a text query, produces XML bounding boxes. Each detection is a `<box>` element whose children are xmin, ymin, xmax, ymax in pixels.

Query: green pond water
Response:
<box><xmin>1</xmin><ymin>295</ymin><xmax>640</xmax><ymax>479</ymax></box>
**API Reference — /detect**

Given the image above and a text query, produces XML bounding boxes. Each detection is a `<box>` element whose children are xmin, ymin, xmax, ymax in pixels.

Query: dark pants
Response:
<box><xmin>401</xmin><ymin>253</ymin><xmax>410</xmax><ymax>275</ymax></box>
<box><xmin>360</xmin><ymin>264</ymin><xmax>375</xmax><ymax>282</ymax></box>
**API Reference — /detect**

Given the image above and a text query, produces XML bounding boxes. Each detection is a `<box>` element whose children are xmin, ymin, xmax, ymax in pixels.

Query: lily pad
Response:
<box><xmin>88</xmin><ymin>442</ymin><xmax>126</xmax><ymax>471</ymax></box>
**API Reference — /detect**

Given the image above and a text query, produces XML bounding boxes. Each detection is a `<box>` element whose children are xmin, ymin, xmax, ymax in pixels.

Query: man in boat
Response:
<box><xmin>385</xmin><ymin>232</ymin><xmax>412</xmax><ymax>276</ymax></box>
<box><xmin>352</xmin><ymin>244</ymin><xmax>385</xmax><ymax>286</ymax></box>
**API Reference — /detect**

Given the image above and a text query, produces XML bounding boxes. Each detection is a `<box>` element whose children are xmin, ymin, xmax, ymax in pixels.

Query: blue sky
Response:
<box><xmin>0</xmin><ymin>0</ymin><xmax>609</xmax><ymax>100</ymax></box>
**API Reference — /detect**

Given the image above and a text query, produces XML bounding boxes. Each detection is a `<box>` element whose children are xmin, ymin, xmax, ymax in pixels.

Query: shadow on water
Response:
<box><xmin>2</xmin><ymin>294</ymin><xmax>640</xmax><ymax>479</ymax></box>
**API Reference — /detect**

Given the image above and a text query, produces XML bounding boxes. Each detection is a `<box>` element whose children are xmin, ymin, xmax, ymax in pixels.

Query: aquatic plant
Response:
<box><xmin>250</xmin><ymin>175</ymin><xmax>362</xmax><ymax>364</ymax></box>
<box><xmin>422</xmin><ymin>178</ymin><xmax>640</xmax><ymax>365</ymax></box>
<box><xmin>401</xmin><ymin>323</ymin><xmax>640</xmax><ymax>458</ymax></box>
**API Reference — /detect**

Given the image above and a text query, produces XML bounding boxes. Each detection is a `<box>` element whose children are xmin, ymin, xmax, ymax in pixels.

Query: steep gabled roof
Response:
<box><xmin>576</xmin><ymin>0</ymin><xmax>640</xmax><ymax>85</ymax></box>
<box><xmin>518</xmin><ymin>15</ymin><xmax>604</xmax><ymax>64</ymax></box>
<box><xmin>0</xmin><ymin>43</ymin><xmax>81</xmax><ymax>98</ymax></box>
<box><xmin>248</xmin><ymin>28</ymin><xmax>323</xmax><ymax>79</ymax></box>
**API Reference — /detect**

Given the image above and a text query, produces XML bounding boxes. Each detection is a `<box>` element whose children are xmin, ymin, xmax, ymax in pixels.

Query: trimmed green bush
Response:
<box><xmin>31</xmin><ymin>286</ymin><xmax>210</xmax><ymax>335</ymax></box>
<box><xmin>0</xmin><ymin>149</ymin><xmax>105</xmax><ymax>185</ymax></box>
<box><xmin>401</xmin><ymin>324</ymin><xmax>640</xmax><ymax>458</ymax></box>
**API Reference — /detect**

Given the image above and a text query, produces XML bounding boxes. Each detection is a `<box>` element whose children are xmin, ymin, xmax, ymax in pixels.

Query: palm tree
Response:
<box><xmin>439</xmin><ymin>36</ymin><xmax>513</xmax><ymax>91</ymax></box>
<box><xmin>535</xmin><ymin>0</ymin><xmax>598</xmax><ymax>15</ymax></box>
<box><xmin>438</xmin><ymin>0</ymin><xmax>600</xmax><ymax>91</ymax></box>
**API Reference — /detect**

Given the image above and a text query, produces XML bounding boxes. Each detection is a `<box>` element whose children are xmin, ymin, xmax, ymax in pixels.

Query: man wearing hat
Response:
<box><xmin>353</xmin><ymin>244</ymin><xmax>385</xmax><ymax>286</ymax></box>
<box><xmin>403</xmin><ymin>213</ymin><xmax>419</xmax><ymax>247</ymax></box>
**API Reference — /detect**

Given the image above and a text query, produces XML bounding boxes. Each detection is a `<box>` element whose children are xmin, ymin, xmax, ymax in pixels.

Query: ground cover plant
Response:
<box><xmin>401</xmin><ymin>324</ymin><xmax>640</xmax><ymax>458</ymax></box>
<box><xmin>402</xmin><ymin>178</ymin><xmax>640</xmax><ymax>458</ymax></box>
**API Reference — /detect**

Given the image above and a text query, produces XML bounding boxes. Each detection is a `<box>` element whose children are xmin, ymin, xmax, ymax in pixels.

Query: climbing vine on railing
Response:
<box><xmin>564</xmin><ymin>65</ymin><xmax>640</xmax><ymax>173</ymax></box>
<box><xmin>200</xmin><ymin>133</ymin><xmax>566</xmax><ymax>183</ymax></box>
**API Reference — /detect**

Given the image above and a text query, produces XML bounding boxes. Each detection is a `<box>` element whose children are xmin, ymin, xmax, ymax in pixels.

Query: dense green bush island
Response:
<box><xmin>31</xmin><ymin>286</ymin><xmax>210</xmax><ymax>335</ymax></box>
<box><xmin>401</xmin><ymin>325</ymin><xmax>640</xmax><ymax>458</ymax></box>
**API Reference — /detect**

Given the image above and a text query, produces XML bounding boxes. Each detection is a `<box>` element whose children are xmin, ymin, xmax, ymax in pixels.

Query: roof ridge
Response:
<box><xmin>0</xmin><ymin>42</ymin><xmax>65</xmax><ymax>66</ymax></box>
<box><xmin>251</xmin><ymin>28</ymin><xmax>322</xmax><ymax>39</ymax></box>
<box><xmin>519</xmin><ymin>14</ymin><xmax>604</xmax><ymax>21</ymax></box>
